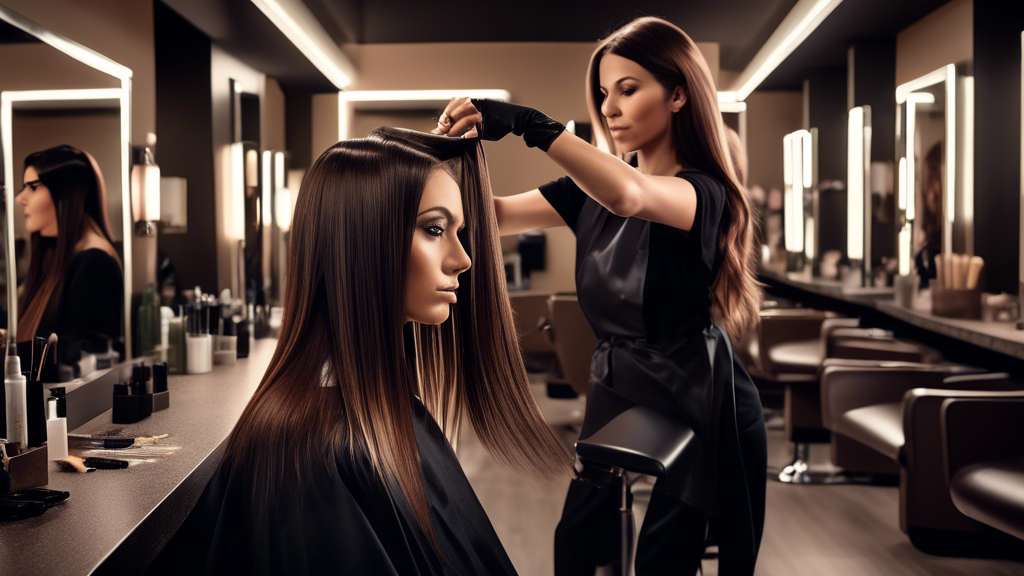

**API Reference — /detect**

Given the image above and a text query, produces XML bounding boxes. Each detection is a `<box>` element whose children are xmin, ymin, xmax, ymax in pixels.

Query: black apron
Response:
<box><xmin>571</xmin><ymin>194</ymin><xmax>759</xmax><ymax>574</ymax></box>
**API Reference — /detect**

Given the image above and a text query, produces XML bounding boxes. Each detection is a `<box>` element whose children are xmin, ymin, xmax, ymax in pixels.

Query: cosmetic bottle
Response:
<box><xmin>5</xmin><ymin>342</ymin><xmax>27</xmax><ymax>449</ymax></box>
<box><xmin>213</xmin><ymin>313</ymin><xmax>238</xmax><ymax>366</ymax></box>
<box><xmin>136</xmin><ymin>284</ymin><xmax>157</xmax><ymax>357</ymax></box>
<box><xmin>152</xmin><ymin>362</ymin><xmax>170</xmax><ymax>411</ymax></box>
<box><xmin>25</xmin><ymin>375</ymin><xmax>46</xmax><ymax>448</ymax></box>
<box><xmin>45</xmin><ymin>396</ymin><xmax>67</xmax><ymax>461</ymax></box>
<box><xmin>185</xmin><ymin>302</ymin><xmax>213</xmax><ymax>374</ymax></box>
<box><xmin>167</xmin><ymin>306</ymin><xmax>186</xmax><ymax>374</ymax></box>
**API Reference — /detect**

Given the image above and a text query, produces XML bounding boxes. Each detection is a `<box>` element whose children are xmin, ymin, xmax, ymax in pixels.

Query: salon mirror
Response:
<box><xmin>0</xmin><ymin>6</ymin><xmax>133</xmax><ymax>378</ymax></box>
<box><xmin>895</xmin><ymin>64</ymin><xmax>973</xmax><ymax>286</ymax></box>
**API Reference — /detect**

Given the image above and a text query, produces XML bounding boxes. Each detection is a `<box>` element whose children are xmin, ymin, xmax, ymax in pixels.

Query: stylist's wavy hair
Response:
<box><xmin>19</xmin><ymin>145</ymin><xmax>120</xmax><ymax>342</ymax></box>
<box><xmin>586</xmin><ymin>16</ymin><xmax>760</xmax><ymax>342</ymax></box>
<box><xmin>224</xmin><ymin>126</ymin><xmax>569</xmax><ymax>546</ymax></box>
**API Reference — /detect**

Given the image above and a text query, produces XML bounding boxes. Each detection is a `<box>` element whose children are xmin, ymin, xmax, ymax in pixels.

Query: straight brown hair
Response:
<box><xmin>586</xmin><ymin>17</ymin><xmax>761</xmax><ymax>342</ymax></box>
<box><xmin>222</xmin><ymin>127</ymin><xmax>570</xmax><ymax>546</ymax></box>
<box><xmin>20</xmin><ymin>145</ymin><xmax>120</xmax><ymax>342</ymax></box>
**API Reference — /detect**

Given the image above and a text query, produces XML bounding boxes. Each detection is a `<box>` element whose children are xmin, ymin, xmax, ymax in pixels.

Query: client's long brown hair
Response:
<box><xmin>223</xmin><ymin>127</ymin><xmax>570</xmax><ymax>545</ymax></box>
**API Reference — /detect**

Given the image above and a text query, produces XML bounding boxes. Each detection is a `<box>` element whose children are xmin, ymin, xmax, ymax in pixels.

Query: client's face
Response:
<box><xmin>405</xmin><ymin>169</ymin><xmax>472</xmax><ymax>325</ymax></box>
<box><xmin>16</xmin><ymin>166</ymin><xmax>59</xmax><ymax>237</ymax></box>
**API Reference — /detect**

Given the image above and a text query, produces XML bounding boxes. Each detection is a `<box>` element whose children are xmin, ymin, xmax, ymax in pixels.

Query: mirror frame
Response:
<box><xmin>0</xmin><ymin>4</ymin><xmax>134</xmax><ymax>357</ymax></box>
<box><xmin>895</xmin><ymin>64</ymin><xmax>956</xmax><ymax>277</ymax></box>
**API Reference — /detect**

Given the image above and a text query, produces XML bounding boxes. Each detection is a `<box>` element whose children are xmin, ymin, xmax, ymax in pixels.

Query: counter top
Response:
<box><xmin>760</xmin><ymin>268</ymin><xmax>1024</xmax><ymax>364</ymax></box>
<box><xmin>0</xmin><ymin>339</ymin><xmax>278</xmax><ymax>576</ymax></box>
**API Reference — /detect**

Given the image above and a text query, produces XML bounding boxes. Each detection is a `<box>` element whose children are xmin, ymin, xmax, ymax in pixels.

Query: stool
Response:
<box><xmin>575</xmin><ymin>386</ymin><xmax>698</xmax><ymax>575</ymax></box>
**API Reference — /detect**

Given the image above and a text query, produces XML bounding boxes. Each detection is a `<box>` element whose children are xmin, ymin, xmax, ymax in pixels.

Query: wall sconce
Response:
<box><xmin>131</xmin><ymin>147</ymin><xmax>161</xmax><ymax>236</ymax></box>
<box><xmin>783</xmin><ymin>128</ymin><xmax>818</xmax><ymax>269</ymax></box>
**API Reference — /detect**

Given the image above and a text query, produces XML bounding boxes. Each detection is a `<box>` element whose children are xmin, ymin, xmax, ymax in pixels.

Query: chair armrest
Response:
<box><xmin>941</xmin><ymin>394</ymin><xmax>1024</xmax><ymax>485</ymax></box>
<box><xmin>903</xmin><ymin>381</ymin><xmax>1022</xmax><ymax>471</ymax></box>
<box><xmin>819</xmin><ymin>365</ymin><xmax>957</xmax><ymax>431</ymax></box>
<box><xmin>757</xmin><ymin>309</ymin><xmax>830</xmax><ymax>377</ymax></box>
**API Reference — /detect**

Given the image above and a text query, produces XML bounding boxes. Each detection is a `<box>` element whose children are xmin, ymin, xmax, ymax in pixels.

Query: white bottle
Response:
<box><xmin>46</xmin><ymin>398</ymin><xmax>68</xmax><ymax>460</ymax></box>
<box><xmin>5</xmin><ymin>343</ymin><xmax>27</xmax><ymax>448</ymax></box>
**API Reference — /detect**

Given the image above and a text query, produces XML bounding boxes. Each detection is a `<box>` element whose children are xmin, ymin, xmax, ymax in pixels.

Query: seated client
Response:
<box><xmin>148</xmin><ymin>127</ymin><xmax>570</xmax><ymax>575</ymax></box>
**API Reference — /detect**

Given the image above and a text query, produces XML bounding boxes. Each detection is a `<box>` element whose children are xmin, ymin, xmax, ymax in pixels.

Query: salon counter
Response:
<box><xmin>0</xmin><ymin>338</ymin><xmax>277</xmax><ymax>576</ymax></box>
<box><xmin>760</xmin><ymin>267</ymin><xmax>1024</xmax><ymax>365</ymax></box>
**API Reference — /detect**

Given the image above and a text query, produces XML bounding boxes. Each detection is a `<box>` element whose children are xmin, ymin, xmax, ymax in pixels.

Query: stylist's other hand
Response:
<box><xmin>437</xmin><ymin>98</ymin><xmax>566</xmax><ymax>151</ymax></box>
<box><xmin>433</xmin><ymin>97</ymin><xmax>481</xmax><ymax>138</ymax></box>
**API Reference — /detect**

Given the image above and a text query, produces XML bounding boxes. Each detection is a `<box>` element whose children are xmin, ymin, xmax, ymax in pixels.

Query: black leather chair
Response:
<box><xmin>942</xmin><ymin>391</ymin><xmax>1024</xmax><ymax>555</ymax></box>
<box><xmin>575</xmin><ymin>384</ymin><xmax>698</xmax><ymax>575</ymax></box>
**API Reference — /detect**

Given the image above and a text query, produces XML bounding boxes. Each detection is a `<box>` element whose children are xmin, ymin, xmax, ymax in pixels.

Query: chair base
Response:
<box><xmin>768</xmin><ymin>443</ymin><xmax>899</xmax><ymax>485</ymax></box>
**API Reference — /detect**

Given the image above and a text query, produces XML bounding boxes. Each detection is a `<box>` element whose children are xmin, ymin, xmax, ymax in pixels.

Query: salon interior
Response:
<box><xmin>0</xmin><ymin>0</ymin><xmax>1022</xmax><ymax>574</ymax></box>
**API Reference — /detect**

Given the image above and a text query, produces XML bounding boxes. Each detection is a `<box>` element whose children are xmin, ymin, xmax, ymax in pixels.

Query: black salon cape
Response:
<box><xmin>147</xmin><ymin>397</ymin><xmax>519</xmax><ymax>575</ymax></box>
<box><xmin>540</xmin><ymin>171</ymin><xmax>760</xmax><ymax>574</ymax></box>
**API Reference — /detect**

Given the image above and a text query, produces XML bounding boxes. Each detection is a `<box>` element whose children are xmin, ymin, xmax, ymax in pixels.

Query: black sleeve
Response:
<box><xmin>538</xmin><ymin>176</ymin><xmax>588</xmax><ymax>233</ymax></box>
<box><xmin>57</xmin><ymin>250</ymin><xmax>124</xmax><ymax>364</ymax></box>
<box><xmin>673</xmin><ymin>172</ymin><xmax>727</xmax><ymax>268</ymax></box>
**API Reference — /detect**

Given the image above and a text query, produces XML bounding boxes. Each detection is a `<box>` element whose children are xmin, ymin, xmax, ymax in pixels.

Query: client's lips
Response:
<box><xmin>438</xmin><ymin>285</ymin><xmax>458</xmax><ymax>303</ymax></box>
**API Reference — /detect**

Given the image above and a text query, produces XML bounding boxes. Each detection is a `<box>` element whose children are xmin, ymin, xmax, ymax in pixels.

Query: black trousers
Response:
<box><xmin>555</xmin><ymin>363</ymin><xmax>767</xmax><ymax>576</ymax></box>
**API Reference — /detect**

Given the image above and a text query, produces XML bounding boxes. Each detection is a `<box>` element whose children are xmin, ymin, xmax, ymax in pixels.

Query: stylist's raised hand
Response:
<box><xmin>433</xmin><ymin>97</ymin><xmax>482</xmax><ymax>138</ymax></box>
<box><xmin>435</xmin><ymin>98</ymin><xmax>565</xmax><ymax>152</ymax></box>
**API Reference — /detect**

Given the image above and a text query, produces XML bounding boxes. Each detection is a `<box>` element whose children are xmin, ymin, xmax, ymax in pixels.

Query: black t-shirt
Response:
<box><xmin>37</xmin><ymin>248</ymin><xmax>123</xmax><ymax>365</ymax></box>
<box><xmin>538</xmin><ymin>171</ymin><xmax>727</xmax><ymax>340</ymax></box>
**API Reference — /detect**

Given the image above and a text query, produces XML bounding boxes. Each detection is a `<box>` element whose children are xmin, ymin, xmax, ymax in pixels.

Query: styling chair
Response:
<box><xmin>942</xmin><ymin>390</ymin><xmax>1024</xmax><ymax>556</ymax></box>
<box><xmin>509</xmin><ymin>292</ymin><xmax>566</xmax><ymax>390</ymax></box>
<box><xmin>820</xmin><ymin>369</ymin><xmax>1024</xmax><ymax>554</ymax></box>
<box><xmin>574</xmin><ymin>384</ymin><xmax>698</xmax><ymax>576</ymax></box>
<box><xmin>543</xmin><ymin>294</ymin><xmax>599</xmax><ymax>398</ymax></box>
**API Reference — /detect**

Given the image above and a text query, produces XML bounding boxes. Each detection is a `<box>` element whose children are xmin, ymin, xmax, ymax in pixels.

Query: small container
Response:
<box><xmin>167</xmin><ymin>315</ymin><xmax>186</xmax><ymax>374</ymax></box>
<box><xmin>213</xmin><ymin>335</ymin><xmax>237</xmax><ymax>365</ymax></box>
<box><xmin>152</xmin><ymin>363</ymin><xmax>170</xmax><ymax>411</ymax></box>
<box><xmin>894</xmin><ymin>274</ymin><xmax>916</xmax><ymax>309</ymax></box>
<box><xmin>45</xmin><ymin>397</ymin><xmax>68</xmax><ymax>461</ymax></box>
<box><xmin>933</xmin><ymin>285</ymin><xmax>983</xmax><ymax>320</ymax></box>
<box><xmin>186</xmin><ymin>334</ymin><xmax>213</xmax><ymax>374</ymax></box>
<box><xmin>5</xmin><ymin>444</ymin><xmax>48</xmax><ymax>492</ymax></box>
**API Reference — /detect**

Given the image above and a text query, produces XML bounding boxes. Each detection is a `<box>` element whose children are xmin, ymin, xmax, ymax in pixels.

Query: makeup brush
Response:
<box><xmin>36</xmin><ymin>333</ymin><xmax>57</xmax><ymax>382</ymax></box>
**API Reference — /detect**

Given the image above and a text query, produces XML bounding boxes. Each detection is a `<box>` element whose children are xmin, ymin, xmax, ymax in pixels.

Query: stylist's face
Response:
<box><xmin>16</xmin><ymin>166</ymin><xmax>58</xmax><ymax>237</ymax></box>
<box><xmin>598</xmin><ymin>53</ymin><xmax>684</xmax><ymax>153</ymax></box>
<box><xmin>405</xmin><ymin>169</ymin><xmax>472</xmax><ymax>325</ymax></box>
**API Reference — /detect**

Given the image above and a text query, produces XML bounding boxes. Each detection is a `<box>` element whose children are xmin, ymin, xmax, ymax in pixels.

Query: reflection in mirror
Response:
<box><xmin>895</xmin><ymin>64</ymin><xmax>969</xmax><ymax>288</ymax></box>
<box><xmin>0</xmin><ymin>7</ymin><xmax>133</xmax><ymax>380</ymax></box>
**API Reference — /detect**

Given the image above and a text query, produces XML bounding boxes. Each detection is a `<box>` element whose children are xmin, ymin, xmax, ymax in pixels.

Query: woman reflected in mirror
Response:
<box><xmin>16</xmin><ymin>145</ymin><xmax>123</xmax><ymax>378</ymax></box>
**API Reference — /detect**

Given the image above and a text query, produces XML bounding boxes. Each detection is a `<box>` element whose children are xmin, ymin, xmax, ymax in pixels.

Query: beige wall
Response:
<box><xmin>743</xmin><ymin>90</ymin><xmax>804</xmax><ymax>193</ymax></box>
<box><xmin>334</xmin><ymin>41</ymin><xmax>720</xmax><ymax>293</ymax></box>
<box><xmin>896</xmin><ymin>0</ymin><xmax>973</xmax><ymax>86</ymax></box>
<box><xmin>3</xmin><ymin>0</ymin><xmax>156</xmax><ymax>144</ymax></box>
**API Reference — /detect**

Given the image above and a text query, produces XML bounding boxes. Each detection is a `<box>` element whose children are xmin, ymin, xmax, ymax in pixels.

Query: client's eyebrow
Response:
<box><xmin>417</xmin><ymin>206</ymin><xmax>454</xmax><ymax>221</ymax></box>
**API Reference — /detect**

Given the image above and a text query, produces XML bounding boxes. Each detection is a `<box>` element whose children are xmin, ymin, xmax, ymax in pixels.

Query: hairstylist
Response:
<box><xmin>436</xmin><ymin>16</ymin><xmax>766</xmax><ymax>576</ymax></box>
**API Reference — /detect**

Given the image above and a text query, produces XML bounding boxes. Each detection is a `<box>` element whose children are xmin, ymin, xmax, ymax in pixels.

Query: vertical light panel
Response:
<box><xmin>791</xmin><ymin>130</ymin><xmax>806</xmax><ymax>253</ymax></box>
<box><xmin>783</xmin><ymin>133</ymin><xmax>794</xmax><ymax>251</ymax></box>
<box><xmin>898</xmin><ymin>157</ymin><xmax>908</xmax><ymax>211</ymax></box>
<box><xmin>899</xmin><ymin>223</ymin><xmax>911</xmax><ymax>276</ymax></box>
<box><xmin>231</xmin><ymin>142</ymin><xmax>246</xmax><ymax>241</ymax></box>
<box><xmin>945</xmin><ymin>64</ymin><xmax>956</xmax><ymax>226</ymax></box>
<box><xmin>262</xmin><ymin>150</ymin><xmax>272</xmax><ymax>228</ymax></box>
<box><xmin>847</xmin><ymin>106</ymin><xmax>865</xmax><ymax>261</ymax></box>
<box><xmin>905</xmin><ymin>98</ymin><xmax>916</xmax><ymax>222</ymax></box>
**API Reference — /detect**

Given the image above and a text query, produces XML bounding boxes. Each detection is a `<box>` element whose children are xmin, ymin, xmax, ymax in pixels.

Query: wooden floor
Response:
<box><xmin>458</xmin><ymin>386</ymin><xmax>1024</xmax><ymax>576</ymax></box>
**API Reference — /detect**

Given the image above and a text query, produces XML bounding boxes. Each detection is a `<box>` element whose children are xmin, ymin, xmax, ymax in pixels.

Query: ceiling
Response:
<box><xmin>0</xmin><ymin>19</ymin><xmax>41</xmax><ymax>44</ymax></box>
<box><xmin>156</xmin><ymin>0</ymin><xmax>961</xmax><ymax>94</ymax></box>
<box><xmin>759</xmin><ymin>0</ymin><xmax>954</xmax><ymax>90</ymax></box>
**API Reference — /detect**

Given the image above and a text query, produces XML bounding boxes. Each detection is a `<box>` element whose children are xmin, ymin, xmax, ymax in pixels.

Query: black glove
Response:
<box><xmin>471</xmin><ymin>99</ymin><xmax>566</xmax><ymax>152</ymax></box>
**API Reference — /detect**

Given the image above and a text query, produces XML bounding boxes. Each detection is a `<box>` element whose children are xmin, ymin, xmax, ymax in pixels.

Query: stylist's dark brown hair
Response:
<box><xmin>223</xmin><ymin>127</ymin><xmax>569</xmax><ymax>546</ymax></box>
<box><xmin>586</xmin><ymin>17</ymin><xmax>761</xmax><ymax>342</ymax></box>
<box><xmin>20</xmin><ymin>145</ymin><xmax>120</xmax><ymax>342</ymax></box>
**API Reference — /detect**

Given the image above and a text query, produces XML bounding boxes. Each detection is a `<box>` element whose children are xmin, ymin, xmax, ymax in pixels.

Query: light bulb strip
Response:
<box><xmin>249</xmin><ymin>0</ymin><xmax>354</xmax><ymax>89</ymax></box>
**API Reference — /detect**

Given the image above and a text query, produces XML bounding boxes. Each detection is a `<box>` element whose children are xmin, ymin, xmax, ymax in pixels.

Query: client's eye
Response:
<box><xmin>425</xmin><ymin>225</ymin><xmax>445</xmax><ymax>237</ymax></box>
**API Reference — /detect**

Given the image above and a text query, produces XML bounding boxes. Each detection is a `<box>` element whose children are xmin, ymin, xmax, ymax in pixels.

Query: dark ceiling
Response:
<box><xmin>156</xmin><ymin>0</ymin><xmax>960</xmax><ymax>94</ymax></box>
<box><xmin>318</xmin><ymin>0</ymin><xmax>799</xmax><ymax>72</ymax></box>
<box><xmin>0</xmin><ymin>19</ymin><xmax>41</xmax><ymax>44</ymax></box>
<box><xmin>759</xmin><ymin>0</ymin><xmax>955</xmax><ymax>90</ymax></box>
